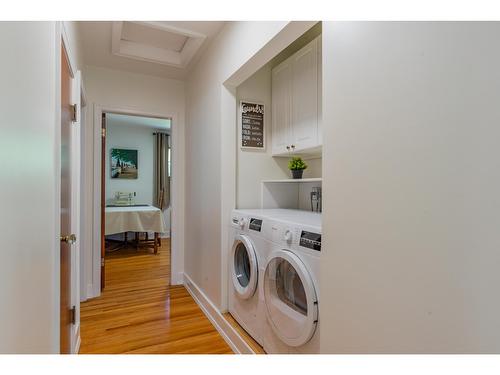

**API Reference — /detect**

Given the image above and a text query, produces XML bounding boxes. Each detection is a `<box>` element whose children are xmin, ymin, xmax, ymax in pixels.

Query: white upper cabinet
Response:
<box><xmin>291</xmin><ymin>38</ymin><xmax>318</xmax><ymax>151</ymax></box>
<box><xmin>271</xmin><ymin>59</ymin><xmax>292</xmax><ymax>154</ymax></box>
<box><xmin>271</xmin><ymin>36</ymin><xmax>322</xmax><ymax>156</ymax></box>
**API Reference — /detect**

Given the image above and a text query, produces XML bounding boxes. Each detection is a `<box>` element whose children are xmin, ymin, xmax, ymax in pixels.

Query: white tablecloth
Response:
<box><xmin>105</xmin><ymin>206</ymin><xmax>167</xmax><ymax>236</ymax></box>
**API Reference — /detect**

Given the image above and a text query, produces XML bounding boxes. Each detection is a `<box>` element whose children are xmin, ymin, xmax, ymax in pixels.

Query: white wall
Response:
<box><xmin>185</xmin><ymin>21</ymin><xmax>317</xmax><ymax>310</ymax></box>
<box><xmin>321</xmin><ymin>22</ymin><xmax>500</xmax><ymax>353</ymax></box>
<box><xmin>82</xmin><ymin>65</ymin><xmax>185</xmax><ymax>295</ymax></box>
<box><xmin>106</xmin><ymin>120</ymin><xmax>156</xmax><ymax>205</ymax></box>
<box><xmin>186</xmin><ymin>22</ymin><xmax>288</xmax><ymax>308</ymax></box>
<box><xmin>236</xmin><ymin>64</ymin><xmax>288</xmax><ymax>208</ymax></box>
<box><xmin>0</xmin><ymin>22</ymin><xmax>59</xmax><ymax>353</ymax></box>
<box><xmin>105</xmin><ymin>117</ymin><xmax>172</xmax><ymax>237</ymax></box>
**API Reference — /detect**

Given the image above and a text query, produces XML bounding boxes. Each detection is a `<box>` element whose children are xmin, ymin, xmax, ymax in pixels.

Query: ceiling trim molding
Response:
<box><xmin>111</xmin><ymin>21</ymin><xmax>207</xmax><ymax>68</ymax></box>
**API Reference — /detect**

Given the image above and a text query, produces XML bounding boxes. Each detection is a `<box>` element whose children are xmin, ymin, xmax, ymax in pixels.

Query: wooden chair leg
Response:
<box><xmin>154</xmin><ymin>233</ymin><xmax>159</xmax><ymax>255</ymax></box>
<box><xmin>158</xmin><ymin>237</ymin><xmax>161</xmax><ymax>246</ymax></box>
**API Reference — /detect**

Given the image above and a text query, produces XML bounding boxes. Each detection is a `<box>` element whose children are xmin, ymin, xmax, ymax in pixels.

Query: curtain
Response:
<box><xmin>154</xmin><ymin>132</ymin><xmax>170</xmax><ymax>210</ymax></box>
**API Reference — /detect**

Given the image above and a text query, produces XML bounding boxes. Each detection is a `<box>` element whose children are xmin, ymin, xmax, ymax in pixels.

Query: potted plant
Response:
<box><xmin>288</xmin><ymin>157</ymin><xmax>308</xmax><ymax>179</ymax></box>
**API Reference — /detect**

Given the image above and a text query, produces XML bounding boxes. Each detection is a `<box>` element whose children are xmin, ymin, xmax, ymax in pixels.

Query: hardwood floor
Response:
<box><xmin>79</xmin><ymin>239</ymin><xmax>233</xmax><ymax>354</ymax></box>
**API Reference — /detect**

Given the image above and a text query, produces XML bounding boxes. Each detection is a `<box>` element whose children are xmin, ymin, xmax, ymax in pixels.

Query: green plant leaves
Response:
<box><xmin>288</xmin><ymin>156</ymin><xmax>307</xmax><ymax>170</ymax></box>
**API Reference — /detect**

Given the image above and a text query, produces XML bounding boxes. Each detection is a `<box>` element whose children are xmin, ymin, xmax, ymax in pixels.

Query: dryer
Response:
<box><xmin>259</xmin><ymin>209</ymin><xmax>322</xmax><ymax>354</ymax></box>
<box><xmin>227</xmin><ymin>209</ymin><xmax>267</xmax><ymax>346</ymax></box>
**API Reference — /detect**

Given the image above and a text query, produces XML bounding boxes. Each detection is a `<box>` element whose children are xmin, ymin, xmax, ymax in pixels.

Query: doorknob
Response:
<box><xmin>60</xmin><ymin>234</ymin><xmax>77</xmax><ymax>245</ymax></box>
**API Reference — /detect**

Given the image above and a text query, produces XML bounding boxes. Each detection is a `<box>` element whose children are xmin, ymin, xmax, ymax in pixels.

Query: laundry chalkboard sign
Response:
<box><xmin>240</xmin><ymin>101</ymin><xmax>265</xmax><ymax>149</ymax></box>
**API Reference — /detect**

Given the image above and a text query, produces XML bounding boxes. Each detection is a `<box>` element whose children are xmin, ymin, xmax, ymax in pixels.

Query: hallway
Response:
<box><xmin>79</xmin><ymin>240</ymin><xmax>233</xmax><ymax>354</ymax></box>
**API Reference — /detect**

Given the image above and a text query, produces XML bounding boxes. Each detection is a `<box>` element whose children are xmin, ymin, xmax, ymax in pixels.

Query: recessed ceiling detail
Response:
<box><xmin>112</xmin><ymin>21</ymin><xmax>207</xmax><ymax>68</ymax></box>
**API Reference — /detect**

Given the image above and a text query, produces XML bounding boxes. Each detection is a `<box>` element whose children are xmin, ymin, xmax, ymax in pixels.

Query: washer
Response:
<box><xmin>259</xmin><ymin>209</ymin><xmax>321</xmax><ymax>354</ymax></box>
<box><xmin>227</xmin><ymin>209</ymin><xmax>267</xmax><ymax>346</ymax></box>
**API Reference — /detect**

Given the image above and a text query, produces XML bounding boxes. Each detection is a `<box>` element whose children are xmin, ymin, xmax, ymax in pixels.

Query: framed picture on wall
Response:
<box><xmin>239</xmin><ymin>101</ymin><xmax>265</xmax><ymax>150</ymax></box>
<box><xmin>111</xmin><ymin>148</ymin><xmax>138</xmax><ymax>179</ymax></box>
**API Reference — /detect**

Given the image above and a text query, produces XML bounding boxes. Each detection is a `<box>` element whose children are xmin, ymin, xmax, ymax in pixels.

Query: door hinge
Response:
<box><xmin>71</xmin><ymin>104</ymin><xmax>77</xmax><ymax>122</ymax></box>
<box><xmin>71</xmin><ymin>305</ymin><xmax>76</xmax><ymax>325</ymax></box>
<box><xmin>101</xmin><ymin>258</ymin><xmax>105</xmax><ymax>266</ymax></box>
<box><xmin>101</xmin><ymin>128</ymin><xmax>106</xmax><ymax>138</ymax></box>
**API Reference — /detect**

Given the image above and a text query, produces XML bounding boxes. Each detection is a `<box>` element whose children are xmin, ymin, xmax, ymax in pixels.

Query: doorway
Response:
<box><xmin>100</xmin><ymin>112</ymin><xmax>172</xmax><ymax>289</ymax></box>
<box><xmin>81</xmin><ymin>104</ymin><xmax>183</xmax><ymax>302</ymax></box>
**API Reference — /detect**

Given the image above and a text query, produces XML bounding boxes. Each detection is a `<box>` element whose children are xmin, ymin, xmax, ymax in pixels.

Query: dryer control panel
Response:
<box><xmin>299</xmin><ymin>231</ymin><xmax>322</xmax><ymax>251</ymax></box>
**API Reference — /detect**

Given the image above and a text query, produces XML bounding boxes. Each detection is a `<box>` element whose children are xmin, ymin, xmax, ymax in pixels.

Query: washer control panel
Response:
<box><xmin>249</xmin><ymin>218</ymin><xmax>263</xmax><ymax>232</ymax></box>
<box><xmin>231</xmin><ymin>215</ymin><xmax>247</xmax><ymax>230</ymax></box>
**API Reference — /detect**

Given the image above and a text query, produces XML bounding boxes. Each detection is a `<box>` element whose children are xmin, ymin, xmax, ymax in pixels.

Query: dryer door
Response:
<box><xmin>231</xmin><ymin>234</ymin><xmax>258</xmax><ymax>299</ymax></box>
<box><xmin>263</xmin><ymin>249</ymin><xmax>318</xmax><ymax>347</ymax></box>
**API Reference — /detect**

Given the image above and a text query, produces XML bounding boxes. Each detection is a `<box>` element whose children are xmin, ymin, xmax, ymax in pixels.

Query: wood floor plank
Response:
<box><xmin>79</xmin><ymin>240</ymin><xmax>233</xmax><ymax>354</ymax></box>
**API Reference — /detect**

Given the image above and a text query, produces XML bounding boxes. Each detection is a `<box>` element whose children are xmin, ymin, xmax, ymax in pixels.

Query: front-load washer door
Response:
<box><xmin>231</xmin><ymin>234</ymin><xmax>258</xmax><ymax>299</ymax></box>
<box><xmin>263</xmin><ymin>249</ymin><xmax>318</xmax><ymax>347</ymax></box>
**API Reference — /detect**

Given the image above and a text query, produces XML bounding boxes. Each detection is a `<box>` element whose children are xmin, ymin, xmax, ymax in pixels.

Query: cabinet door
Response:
<box><xmin>291</xmin><ymin>38</ymin><xmax>318</xmax><ymax>151</ymax></box>
<box><xmin>272</xmin><ymin>60</ymin><xmax>292</xmax><ymax>155</ymax></box>
<box><xmin>317</xmin><ymin>36</ymin><xmax>322</xmax><ymax>146</ymax></box>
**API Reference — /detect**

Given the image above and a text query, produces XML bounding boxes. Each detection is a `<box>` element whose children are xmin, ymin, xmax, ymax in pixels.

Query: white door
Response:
<box><xmin>231</xmin><ymin>235</ymin><xmax>259</xmax><ymax>299</ymax></box>
<box><xmin>263</xmin><ymin>249</ymin><xmax>318</xmax><ymax>347</ymax></box>
<box><xmin>271</xmin><ymin>59</ymin><xmax>292</xmax><ymax>155</ymax></box>
<box><xmin>291</xmin><ymin>38</ymin><xmax>319</xmax><ymax>152</ymax></box>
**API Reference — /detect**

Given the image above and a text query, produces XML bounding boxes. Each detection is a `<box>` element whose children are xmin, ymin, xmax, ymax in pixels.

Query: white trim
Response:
<box><xmin>219</xmin><ymin>85</ymin><xmax>237</xmax><ymax>312</ymax></box>
<box><xmin>91</xmin><ymin>104</ymin><xmax>101</xmax><ymax>297</ymax></box>
<box><xmin>111</xmin><ymin>21</ymin><xmax>207</xmax><ymax>68</ymax></box>
<box><xmin>75</xmin><ymin>334</ymin><xmax>81</xmax><ymax>354</ymax></box>
<box><xmin>61</xmin><ymin>22</ymin><xmax>81</xmax><ymax>354</ymax></box>
<box><xmin>86</xmin><ymin>283</ymin><xmax>93</xmax><ymax>300</ymax></box>
<box><xmin>72</xmin><ymin>323</ymin><xmax>81</xmax><ymax>354</ymax></box>
<box><xmin>183</xmin><ymin>273</ymin><xmax>255</xmax><ymax>354</ymax></box>
<box><xmin>80</xmin><ymin>79</ymin><xmax>88</xmax><ymax>108</ymax></box>
<box><xmin>90</xmin><ymin>104</ymin><xmax>184</xmax><ymax>298</ymax></box>
<box><xmin>70</xmin><ymin>69</ymin><xmax>82</xmax><ymax>355</ymax></box>
<box><xmin>61</xmin><ymin>23</ymin><xmax>77</xmax><ymax>78</ymax></box>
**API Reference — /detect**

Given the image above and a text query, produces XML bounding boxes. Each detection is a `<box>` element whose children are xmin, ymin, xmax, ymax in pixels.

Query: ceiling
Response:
<box><xmin>106</xmin><ymin>113</ymin><xmax>171</xmax><ymax>131</ymax></box>
<box><xmin>78</xmin><ymin>21</ymin><xmax>226</xmax><ymax>80</ymax></box>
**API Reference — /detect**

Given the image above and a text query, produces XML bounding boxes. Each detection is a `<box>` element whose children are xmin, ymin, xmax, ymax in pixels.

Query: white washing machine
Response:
<box><xmin>227</xmin><ymin>209</ymin><xmax>268</xmax><ymax>346</ymax></box>
<box><xmin>258</xmin><ymin>209</ymin><xmax>322</xmax><ymax>354</ymax></box>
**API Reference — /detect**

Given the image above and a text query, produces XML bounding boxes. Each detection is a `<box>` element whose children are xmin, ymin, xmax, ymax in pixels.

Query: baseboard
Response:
<box><xmin>84</xmin><ymin>283</ymin><xmax>93</xmax><ymax>301</ymax></box>
<box><xmin>171</xmin><ymin>272</ymin><xmax>184</xmax><ymax>286</ymax></box>
<box><xmin>183</xmin><ymin>273</ymin><xmax>255</xmax><ymax>354</ymax></box>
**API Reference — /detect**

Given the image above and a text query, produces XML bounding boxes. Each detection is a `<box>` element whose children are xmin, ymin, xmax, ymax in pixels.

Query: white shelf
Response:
<box><xmin>262</xmin><ymin>178</ymin><xmax>322</xmax><ymax>183</ymax></box>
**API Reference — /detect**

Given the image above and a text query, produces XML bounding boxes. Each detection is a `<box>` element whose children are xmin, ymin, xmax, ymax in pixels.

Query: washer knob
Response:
<box><xmin>284</xmin><ymin>229</ymin><xmax>293</xmax><ymax>243</ymax></box>
<box><xmin>239</xmin><ymin>218</ymin><xmax>246</xmax><ymax>229</ymax></box>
